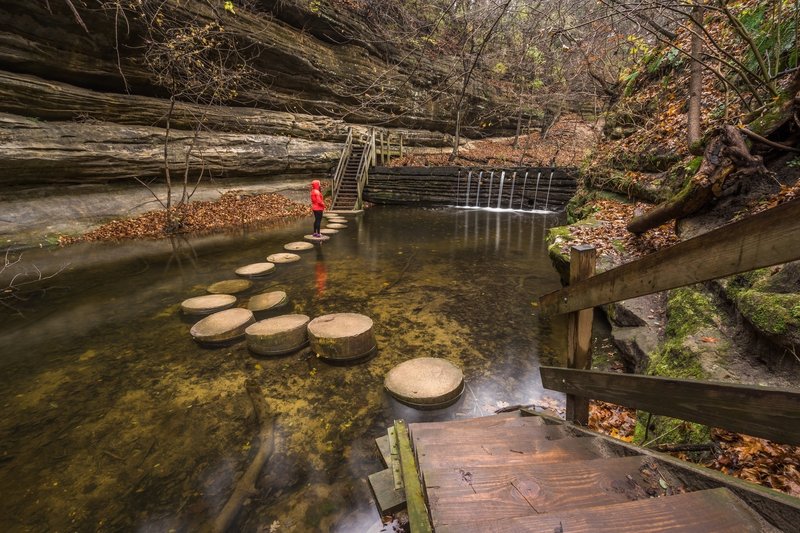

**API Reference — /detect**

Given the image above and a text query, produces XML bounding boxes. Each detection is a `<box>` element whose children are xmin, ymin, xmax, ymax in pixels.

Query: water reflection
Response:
<box><xmin>0</xmin><ymin>207</ymin><xmax>570</xmax><ymax>532</ymax></box>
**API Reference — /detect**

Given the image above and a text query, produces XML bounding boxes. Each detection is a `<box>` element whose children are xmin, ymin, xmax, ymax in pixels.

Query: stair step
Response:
<box><xmin>409</xmin><ymin>412</ymin><xmax>541</xmax><ymax>432</ymax></box>
<box><xmin>425</xmin><ymin>456</ymin><xmax>683</xmax><ymax>528</ymax></box>
<box><xmin>415</xmin><ymin>435</ymin><xmax>602</xmax><ymax>470</ymax></box>
<box><xmin>412</xmin><ymin>423</ymin><xmax>568</xmax><ymax>445</ymax></box>
<box><xmin>435</xmin><ymin>488</ymin><xmax>764</xmax><ymax>532</ymax></box>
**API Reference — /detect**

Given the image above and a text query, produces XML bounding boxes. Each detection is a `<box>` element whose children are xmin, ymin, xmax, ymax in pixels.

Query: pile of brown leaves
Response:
<box><xmin>59</xmin><ymin>191</ymin><xmax>310</xmax><ymax>244</ymax></box>
<box><xmin>589</xmin><ymin>400</ymin><xmax>637</xmax><ymax>442</ymax></box>
<box><xmin>391</xmin><ymin>114</ymin><xmax>599</xmax><ymax>169</ymax></box>
<box><xmin>552</xmin><ymin>199</ymin><xmax>679</xmax><ymax>261</ymax></box>
<box><xmin>707</xmin><ymin>429</ymin><xmax>800</xmax><ymax>497</ymax></box>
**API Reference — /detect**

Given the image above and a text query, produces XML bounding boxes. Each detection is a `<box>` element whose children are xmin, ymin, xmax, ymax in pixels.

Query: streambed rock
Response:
<box><xmin>246</xmin><ymin>314</ymin><xmax>311</xmax><ymax>356</ymax></box>
<box><xmin>308</xmin><ymin>313</ymin><xmax>377</xmax><ymax>361</ymax></box>
<box><xmin>207</xmin><ymin>279</ymin><xmax>253</xmax><ymax>294</ymax></box>
<box><xmin>180</xmin><ymin>294</ymin><xmax>237</xmax><ymax>316</ymax></box>
<box><xmin>190</xmin><ymin>308</ymin><xmax>255</xmax><ymax>344</ymax></box>
<box><xmin>384</xmin><ymin>357</ymin><xmax>464</xmax><ymax>409</ymax></box>
<box><xmin>235</xmin><ymin>262</ymin><xmax>276</xmax><ymax>278</ymax></box>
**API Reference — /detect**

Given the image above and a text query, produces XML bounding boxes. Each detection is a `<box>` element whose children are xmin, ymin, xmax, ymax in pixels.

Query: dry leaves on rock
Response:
<box><xmin>589</xmin><ymin>400</ymin><xmax>637</xmax><ymax>442</ymax></box>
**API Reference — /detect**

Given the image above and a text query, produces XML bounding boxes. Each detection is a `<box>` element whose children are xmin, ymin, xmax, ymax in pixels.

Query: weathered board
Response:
<box><xmin>367</xmin><ymin>468</ymin><xmax>406</xmax><ymax>515</ymax></box>
<box><xmin>540</xmin><ymin>366</ymin><xmax>800</xmax><ymax>445</ymax></box>
<box><xmin>395</xmin><ymin>420</ymin><xmax>433</xmax><ymax>532</ymax></box>
<box><xmin>539</xmin><ymin>198</ymin><xmax>800</xmax><ymax>316</ymax></box>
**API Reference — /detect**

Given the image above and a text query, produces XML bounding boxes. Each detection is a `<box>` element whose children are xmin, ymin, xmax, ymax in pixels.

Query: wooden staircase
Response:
<box><xmin>370</xmin><ymin>410</ymin><xmax>791</xmax><ymax>532</ymax></box>
<box><xmin>331</xmin><ymin>145</ymin><xmax>365</xmax><ymax>211</ymax></box>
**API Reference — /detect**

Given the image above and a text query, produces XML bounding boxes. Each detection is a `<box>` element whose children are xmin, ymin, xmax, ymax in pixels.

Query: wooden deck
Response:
<box><xmin>369</xmin><ymin>410</ymin><xmax>800</xmax><ymax>531</ymax></box>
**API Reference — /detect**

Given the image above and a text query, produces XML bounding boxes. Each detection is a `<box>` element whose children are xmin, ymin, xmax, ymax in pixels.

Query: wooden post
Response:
<box><xmin>380</xmin><ymin>130</ymin><xmax>386</xmax><ymax>165</ymax></box>
<box><xmin>399</xmin><ymin>133</ymin><xmax>404</xmax><ymax>158</ymax></box>
<box><xmin>565</xmin><ymin>244</ymin><xmax>596</xmax><ymax>425</ymax></box>
<box><xmin>394</xmin><ymin>420</ymin><xmax>433</xmax><ymax>533</ymax></box>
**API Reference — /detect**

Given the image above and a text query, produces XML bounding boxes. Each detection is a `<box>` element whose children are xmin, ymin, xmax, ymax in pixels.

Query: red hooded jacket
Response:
<box><xmin>310</xmin><ymin>180</ymin><xmax>325</xmax><ymax>211</ymax></box>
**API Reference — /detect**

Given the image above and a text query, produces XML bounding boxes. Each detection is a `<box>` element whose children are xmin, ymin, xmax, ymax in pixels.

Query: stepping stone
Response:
<box><xmin>235</xmin><ymin>262</ymin><xmax>276</xmax><ymax>278</ymax></box>
<box><xmin>181</xmin><ymin>294</ymin><xmax>237</xmax><ymax>316</ymax></box>
<box><xmin>247</xmin><ymin>290</ymin><xmax>287</xmax><ymax>312</ymax></box>
<box><xmin>246</xmin><ymin>314</ymin><xmax>311</xmax><ymax>356</ymax></box>
<box><xmin>207</xmin><ymin>279</ymin><xmax>253</xmax><ymax>294</ymax></box>
<box><xmin>308</xmin><ymin>313</ymin><xmax>377</xmax><ymax>361</ymax></box>
<box><xmin>329</xmin><ymin>218</ymin><xmax>347</xmax><ymax>224</ymax></box>
<box><xmin>384</xmin><ymin>357</ymin><xmax>464</xmax><ymax>409</ymax></box>
<box><xmin>327</xmin><ymin>223</ymin><xmax>347</xmax><ymax>229</ymax></box>
<box><xmin>267</xmin><ymin>252</ymin><xmax>301</xmax><ymax>263</ymax></box>
<box><xmin>190</xmin><ymin>308</ymin><xmax>255</xmax><ymax>344</ymax></box>
<box><xmin>284</xmin><ymin>241</ymin><xmax>314</xmax><ymax>251</ymax></box>
<box><xmin>304</xmin><ymin>234</ymin><xmax>330</xmax><ymax>242</ymax></box>
<box><xmin>320</xmin><ymin>228</ymin><xmax>338</xmax><ymax>235</ymax></box>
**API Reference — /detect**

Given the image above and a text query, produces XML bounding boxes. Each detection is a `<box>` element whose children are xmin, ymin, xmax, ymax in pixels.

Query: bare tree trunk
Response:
<box><xmin>688</xmin><ymin>2</ymin><xmax>704</xmax><ymax>152</ymax></box>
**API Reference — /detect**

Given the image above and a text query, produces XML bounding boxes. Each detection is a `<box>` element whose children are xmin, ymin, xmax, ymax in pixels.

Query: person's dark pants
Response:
<box><xmin>313</xmin><ymin>210</ymin><xmax>323</xmax><ymax>234</ymax></box>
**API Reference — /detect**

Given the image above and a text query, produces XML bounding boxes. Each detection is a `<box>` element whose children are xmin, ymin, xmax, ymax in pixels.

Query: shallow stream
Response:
<box><xmin>1</xmin><ymin>206</ymin><xmax>576</xmax><ymax>532</ymax></box>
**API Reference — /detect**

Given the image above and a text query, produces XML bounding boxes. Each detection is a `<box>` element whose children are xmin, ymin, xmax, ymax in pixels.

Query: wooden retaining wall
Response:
<box><xmin>364</xmin><ymin>166</ymin><xmax>578</xmax><ymax>210</ymax></box>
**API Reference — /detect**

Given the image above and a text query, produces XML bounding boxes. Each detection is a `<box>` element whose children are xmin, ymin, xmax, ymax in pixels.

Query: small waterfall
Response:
<box><xmin>465</xmin><ymin>170</ymin><xmax>472</xmax><ymax>207</ymax></box>
<box><xmin>455</xmin><ymin>170</ymin><xmax>462</xmax><ymax>207</ymax></box>
<box><xmin>544</xmin><ymin>169</ymin><xmax>555</xmax><ymax>211</ymax></box>
<box><xmin>496</xmin><ymin>171</ymin><xmax>506</xmax><ymax>209</ymax></box>
<box><xmin>507</xmin><ymin>171</ymin><xmax>517</xmax><ymax>209</ymax></box>
<box><xmin>486</xmin><ymin>171</ymin><xmax>494</xmax><ymax>207</ymax></box>
<box><xmin>474</xmin><ymin>170</ymin><xmax>483</xmax><ymax>207</ymax></box>
<box><xmin>532</xmin><ymin>171</ymin><xmax>542</xmax><ymax>211</ymax></box>
<box><xmin>518</xmin><ymin>171</ymin><xmax>529</xmax><ymax>209</ymax></box>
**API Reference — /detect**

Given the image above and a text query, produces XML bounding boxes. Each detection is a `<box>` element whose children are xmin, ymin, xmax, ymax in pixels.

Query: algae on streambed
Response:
<box><xmin>0</xmin><ymin>207</ymin><xmax>574</xmax><ymax>531</ymax></box>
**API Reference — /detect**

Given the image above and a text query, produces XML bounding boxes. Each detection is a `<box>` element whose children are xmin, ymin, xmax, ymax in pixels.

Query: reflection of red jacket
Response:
<box><xmin>311</xmin><ymin>180</ymin><xmax>325</xmax><ymax>211</ymax></box>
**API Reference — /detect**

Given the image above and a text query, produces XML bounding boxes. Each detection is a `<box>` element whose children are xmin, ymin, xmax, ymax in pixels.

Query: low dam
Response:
<box><xmin>365</xmin><ymin>166</ymin><xmax>578</xmax><ymax>211</ymax></box>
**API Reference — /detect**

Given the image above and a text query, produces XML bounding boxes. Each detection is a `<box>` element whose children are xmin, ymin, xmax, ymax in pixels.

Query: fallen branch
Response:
<box><xmin>653</xmin><ymin>443</ymin><xmax>716</xmax><ymax>453</ymax></box>
<box><xmin>738</xmin><ymin>127</ymin><xmax>800</xmax><ymax>153</ymax></box>
<box><xmin>210</xmin><ymin>380</ymin><xmax>275</xmax><ymax>533</ymax></box>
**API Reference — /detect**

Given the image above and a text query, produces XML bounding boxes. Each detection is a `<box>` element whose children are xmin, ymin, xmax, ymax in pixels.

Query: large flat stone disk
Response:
<box><xmin>326</xmin><ymin>223</ymin><xmax>347</xmax><ymax>229</ymax></box>
<box><xmin>308</xmin><ymin>313</ymin><xmax>377</xmax><ymax>361</ymax></box>
<box><xmin>181</xmin><ymin>294</ymin><xmax>237</xmax><ymax>315</ymax></box>
<box><xmin>247</xmin><ymin>290</ymin><xmax>287</xmax><ymax>312</ymax></box>
<box><xmin>267</xmin><ymin>252</ymin><xmax>301</xmax><ymax>263</ymax></box>
<box><xmin>246</xmin><ymin>314</ymin><xmax>311</xmax><ymax>356</ymax></box>
<box><xmin>207</xmin><ymin>279</ymin><xmax>253</xmax><ymax>294</ymax></box>
<box><xmin>304</xmin><ymin>234</ymin><xmax>330</xmax><ymax>242</ymax></box>
<box><xmin>320</xmin><ymin>228</ymin><xmax>338</xmax><ymax>235</ymax></box>
<box><xmin>235</xmin><ymin>262</ymin><xmax>276</xmax><ymax>278</ymax></box>
<box><xmin>190</xmin><ymin>308</ymin><xmax>255</xmax><ymax>344</ymax></box>
<box><xmin>384</xmin><ymin>357</ymin><xmax>464</xmax><ymax>409</ymax></box>
<box><xmin>328</xmin><ymin>218</ymin><xmax>347</xmax><ymax>224</ymax></box>
<box><xmin>284</xmin><ymin>241</ymin><xmax>314</xmax><ymax>251</ymax></box>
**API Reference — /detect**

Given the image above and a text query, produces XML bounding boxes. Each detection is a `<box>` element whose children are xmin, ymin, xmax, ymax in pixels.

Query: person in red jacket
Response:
<box><xmin>310</xmin><ymin>179</ymin><xmax>325</xmax><ymax>237</ymax></box>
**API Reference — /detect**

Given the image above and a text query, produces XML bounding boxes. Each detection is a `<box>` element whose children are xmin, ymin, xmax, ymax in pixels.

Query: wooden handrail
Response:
<box><xmin>539</xmin><ymin>198</ymin><xmax>800</xmax><ymax>316</ymax></box>
<box><xmin>330</xmin><ymin>128</ymin><xmax>353</xmax><ymax>209</ymax></box>
<box><xmin>540</xmin><ymin>366</ymin><xmax>800</xmax><ymax>445</ymax></box>
<box><xmin>354</xmin><ymin>128</ymin><xmax>376</xmax><ymax>209</ymax></box>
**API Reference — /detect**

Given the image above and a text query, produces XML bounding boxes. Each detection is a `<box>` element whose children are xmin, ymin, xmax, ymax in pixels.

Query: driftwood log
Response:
<box><xmin>210</xmin><ymin>379</ymin><xmax>275</xmax><ymax>533</ymax></box>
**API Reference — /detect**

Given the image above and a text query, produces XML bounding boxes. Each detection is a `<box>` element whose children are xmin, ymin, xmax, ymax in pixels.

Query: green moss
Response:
<box><xmin>736</xmin><ymin>290</ymin><xmax>800</xmax><ymax>335</ymax></box>
<box><xmin>664</xmin><ymin>287</ymin><xmax>715</xmax><ymax>339</ymax></box>
<box><xmin>684</xmin><ymin>156</ymin><xmax>703</xmax><ymax>175</ymax></box>
<box><xmin>647</xmin><ymin>338</ymin><xmax>706</xmax><ymax>380</ymax></box>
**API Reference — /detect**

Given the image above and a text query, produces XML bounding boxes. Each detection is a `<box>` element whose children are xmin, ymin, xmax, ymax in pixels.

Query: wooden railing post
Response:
<box><xmin>565</xmin><ymin>244</ymin><xmax>596</xmax><ymax>425</ymax></box>
<box><xmin>399</xmin><ymin>133</ymin><xmax>403</xmax><ymax>158</ymax></box>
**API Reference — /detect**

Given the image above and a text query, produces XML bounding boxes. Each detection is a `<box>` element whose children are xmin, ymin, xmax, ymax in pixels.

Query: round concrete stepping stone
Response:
<box><xmin>181</xmin><ymin>294</ymin><xmax>237</xmax><ymax>316</ymax></box>
<box><xmin>267</xmin><ymin>252</ymin><xmax>301</xmax><ymax>263</ymax></box>
<box><xmin>247</xmin><ymin>290</ymin><xmax>287</xmax><ymax>312</ymax></box>
<box><xmin>304</xmin><ymin>234</ymin><xmax>330</xmax><ymax>242</ymax></box>
<box><xmin>207</xmin><ymin>279</ymin><xmax>253</xmax><ymax>294</ymax></box>
<box><xmin>190</xmin><ymin>308</ymin><xmax>255</xmax><ymax>344</ymax></box>
<box><xmin>308</xmin><ymin>313</ymin><xmax>377</xmax><ymax>361</ymax></box>
<box><xmin>235</xmin><ymin>262</ymin><xmax>276</xmax><ymax>278</ymax></box>
<box><xmin>384</xmin><ymin>357</ymin><xmax>464</xmax><ymax>409</ymax></box>
<box><xmin>284</xmin><ymin>241</ymin><xmax>314</xmax><ymax>252</ymax></box>
<box><xmin>328</xmin><ymin>218</ymin><xmax>347</xmax><ymax>224</ymax></box>
<box><xmin>326</xmin><ymin>223</ymin><xmax>347</xmax><ymax>229</ymax></box>
<box><xmin>320</xmin><ymin>228</ymin><xmax>338</xmax><ymax>235</ymax></box>
<box><xmin>246</xmin><ymin>314</ymin><xmax>311</xmax><ymax>356</ymax></box>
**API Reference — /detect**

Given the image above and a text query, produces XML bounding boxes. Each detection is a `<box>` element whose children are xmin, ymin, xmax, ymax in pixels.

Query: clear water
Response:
<box><xmin>0</xmin><ymin>206</ymin><xmax>571</xmax><ymax>532</ymax></box>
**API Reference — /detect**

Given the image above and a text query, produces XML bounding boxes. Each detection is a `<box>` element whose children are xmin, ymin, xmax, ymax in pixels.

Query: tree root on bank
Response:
<box><xmin>210</xmin><ymin>379</ymin><xmax>275</xmax><ymax>533</ymax></box>
<box><xmin>626</xmin><ymin>125</ymin><xmax>770</xmax><ymax>234</ymax></box>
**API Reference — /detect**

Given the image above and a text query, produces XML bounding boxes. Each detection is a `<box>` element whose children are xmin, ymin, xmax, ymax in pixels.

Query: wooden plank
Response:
<box><xmin>425</xmin><ymin>456</ymin><xmax>673</xmax><ymax>527</ymax></box>
<box><xmin>414</xmin><ymin>436</ymin><xmax>603</xmax><ymax>470</ymax></box>
<box><xmin>375</xmin><ymin>435</ymin><xmax>391</xmax><ymax>468</ymax></box>
<box><xmin>388</xmin><ymin>426</ymin><xmax>402</xmax><ymax>491</ymax></box>
<box><xmin>407</xmin><ymin>412</ymin><xmax>527</xmax><ymax>432</ymax></box>
<box><xmin>566</xmin><ymin>245</ymin><xmax>596</xmax><ymax>425</ymax></box>
<box><xmin>539</xmin><ymin>198</ymin><xmax>800</xmax><ymax>316</ymax></box>
<box><xmin>410</xmin><ymin>424</ymin><xmax>568</xmax><ymax>445</ymax></box>
<box><xmin>394</xmin><ymin>419</ymin><xmax>433</xmax><ymax>533</ymax></box>
<box><xmin>435</xmin><ymin>488</ymin><xmax>764</xmax><ymax>532</ymax></box>
<box><xmin>540</xmin><ymin>367</ymin><xmax>800</xmax><ymax>445</ymax></box>
<box><xmin>368</xmin><ymin>468</ymin><xmax>407</xmax><ymax>515</ymax></box>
